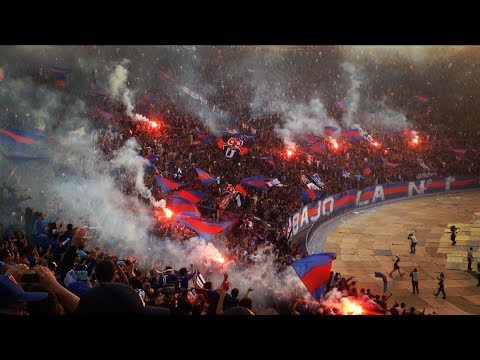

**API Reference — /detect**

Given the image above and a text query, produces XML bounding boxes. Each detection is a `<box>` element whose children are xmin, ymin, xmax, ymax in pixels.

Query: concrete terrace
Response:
<box><xmin>307</xmin><ymin>190</ymin><xmax>480</xmax><ymax>315</ymax></box>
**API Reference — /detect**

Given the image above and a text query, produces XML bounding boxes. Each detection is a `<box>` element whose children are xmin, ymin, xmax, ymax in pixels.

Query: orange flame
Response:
<box><xmin>287</xmin><ymin>149</ymin><xmax>293</xmax><ymax>157</ymax></box>
<box><xmin>412</xmin><ymin>136</ymin><xmax>419</xmax><ymax>145</ymax></box>
<box><xmin>341</xmin><ymin>298</ymin><xmax>364</xmax><ymax>315</ymax></box>
<box><xmin>332</xmin><ymin>139</ymin><xmax>339</xmax><ymax>149</ymax></box>
<box><xmin>216</xmin><ymin>257</ymin><xmax>225</xmax><ymax>263</ymax></box>
<box><xmin>150</xmin><ymin>121</ymin><xmax>158</xmax><ymax>128</ymax></box>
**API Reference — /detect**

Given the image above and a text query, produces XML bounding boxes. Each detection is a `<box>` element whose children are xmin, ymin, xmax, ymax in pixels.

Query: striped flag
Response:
<box><xmin>194</xmin><ymin>269</ymin><xmax>206</xmax><ymax>288</ymax></box>
<box><xmin>381</xmin><ymin>156</ymin><xmax>399</xmax><ymax>168</ymax></box>
<box><xmin>195</xmin><ymin>168</ymin><xmax>217</xmax><ymax>186</ymax></box>
<box><xmin>240</xmin><ymin>176</ymin><xmax>266</xmax><ymax>190</ymax></box>
<box><xmin>324</xmin><ymin>126</ymin><xmax>339</xmax><ymax>136</ymax></box>
<box><xmin>154</xmin><ymin>175</ymin><xmax>187</xmax><ymax>193</ymax></box>
<box><xmin>172</xmin><ymin>189</ymin><xmax>208</xmax><ymax>204</ymax></box>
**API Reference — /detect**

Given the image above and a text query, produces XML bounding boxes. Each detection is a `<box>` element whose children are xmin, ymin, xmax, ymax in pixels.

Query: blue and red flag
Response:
<box><xmin>50</xmin><ymin>66</ymin><xmax>72</xmax><ymax>75</ymax></box>
<box><xmin>374</xmin><ymin>272</ymin><xmax>388</xmax><ymax>294</ymax></box>
<box><xmin>176</xmin><ymin>215</ymin><xmax>232</xmax><ymax>240</ymax></box>
<box><xmin>324</xmin><ymin>126</ymin><xmax>338</xmax><ymax>136</ymax></box>
<box><xmin>448</xmin><ymin>148</ymin><xmax>467</xmax><ymax>154</ymax></box>
<box><xmin>362</xmin><ymin>163</ymin><xmax>372</xmax><ymax>176</ymax></box>
<box><xmin>53</xmin><ymin>73</ymin><xmax>67</xmax><ymax>87</ymax></box>
<box><xmin>291</xmin><ymin>252</ymin><xmax>337</xmax><ymax>301</ymax></box>
<box><xmin>86</xmin><ymin>89</ymin><xmax>109</xmax><ymax>98</ymax></box>
<box><xmin>172</xmin><ymin>189</ymin><xmax>208</xmax><ymax>204</ymax></box>
<box><xmin>456</xmin><ymin>154</ymin><xmax>468</xmax><ymax>162</ymax></box>
<box><xmin>0</xmin><ymin>128</ymin><xmax>44</xmax><ymax>145</ymax></box>
<box><xmin>98</xmin><ymin>110</ymin><xmax>114</xmax><ymax>121</ymax></box>
<box><xmin>195</xmin><ymin>168</ymin><xmax>217</xmax><ymax>185</ymax></box>
<box><xmin>259</xmin><ymin>155</ymin><xmax>276</xmax><ymax>166</ymax></box>
<box><xmin>414</xmin><ymin>95</ymin><xmax>429</xmax><ymax>103</ymax></box>
<box><xmin>381</xmin><ymin>156</ymin><xmax>399</xmax><ymax>168</ymax></box>
<box><xmin>343</xmin><ymin>129</ymin><xmax>362</xmax><ymax>141</ymax></box>
<box><xmin>194</xmin><ymin>127</ymin><xmax>214</xmax><ymax>143</ymax></box>
<box><xmin>301</xmin><ymin>189</ymin><xmax>322</xmax><ymax>204</ymax></box>
<box><xmin>310</xmin><ymin>142</ymin><xmax>327</xmax><ymax>154</ymax></box>
<box><xmin>300</xmin><ymin>134</ymin><xmax>323</xmax><ymax>144</ymax></box>
<box><xmin>240</xmin><ymin>176</ymin><xmax>266</xmax><ymax>190</ymax></box>
<box><xmin>170</xmin><ymin>197</ymin><xmax>201</xmax><ymax>218</ymax></box>
<box><xmin>154</xmin><ymin>175</ymin><xmax>187</xmax><ymax>193</ymax></box>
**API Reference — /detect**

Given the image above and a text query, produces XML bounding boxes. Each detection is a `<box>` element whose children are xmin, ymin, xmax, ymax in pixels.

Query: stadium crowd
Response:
<box><xmin>1</xmin><ymin>46</ymin><xmax>480</xmax><ymax>315</ymax></box>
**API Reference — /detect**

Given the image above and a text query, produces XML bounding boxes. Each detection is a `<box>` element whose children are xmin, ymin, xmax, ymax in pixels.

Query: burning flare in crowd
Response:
<box><xmin>331</xmin><ymin>138</ymin><xmax>339</xmax><ymax>149</ymax></box>
<box><xmin>340</xmin><ymin>298</ymin><xmax>364</xmax><ymax>315</ymax></box>
<box><xmin>162</xmin><ymin>207</ymin><xmax>173</xmax><ymax>218</ymax></box>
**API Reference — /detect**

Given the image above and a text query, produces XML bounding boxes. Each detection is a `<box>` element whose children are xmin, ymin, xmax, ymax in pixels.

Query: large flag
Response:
<box><xmin>310</xmin><ymin>142</ymin><xmax>327</xmax><ymax>154</ymax></box>
<box><xmin>300</xmin><ymin>134</ymin><xmax>323</xmax><ymax>144</ymax></box>
<box><xmin>154</xmin><ymin>175</ymin><xmax>187</xmax><ymax>193</ymax></box>
<box><xmin>240</xmin><ymin>176</ymin><xmax>266</xmax><ymax>190</ymax></box>
<box><xmin>217</xmin><ymin>135</ymin><xmax>250</xmax><ymax>159</ymax></box>
<box><xmin>291</xmin><ymin>253</ymin><xmax>337</xmax><ymax>301</ymax></box>
<box><xmin>195</xmin><ymin>168</ymin><xmax>217</xmax><ymax>186</ymax></box>
<box><xmin>301</xmin><ymin>189</ymin><xmax>323</xmax><ymax>204</ymax></box>
<box><xmin>172</xmin><ymin>189</ymin><xmax>208</xmax><ymax>204</ymax></box>
<box><xmin>176</xmin><ymin>215</ymin><xmax>232</xmax><ymax>240</ymax></box>
<box><xmin>170</xmin><ymin>197</ymin><xmax>201</xmax><ymax>218</ymax></box>
<box><xmin>0</xmin><ymin>128</ymin><xmax>45</xmax><ymax>145</ymax></box>
<box><xmin>343</xmin><ymin>129</ymin><xmax>362</xmax><ymax>141</ymax></box>
<box><xmin>381</xmin><ymin>156</ymin><xmax>399</xmax><ymax>168</ymax></box>
<box><xmin>324</xmin><ymin>126</ymin><xmax>339</xmax><ymax>136</ymax></box>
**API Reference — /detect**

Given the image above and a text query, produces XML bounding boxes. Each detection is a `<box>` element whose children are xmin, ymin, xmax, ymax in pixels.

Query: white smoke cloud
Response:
<box><xmin>274</xmin><ymin>98</ymin><xmax>339</xmax><ymax>146</ymax></box>
<box><xmin>108</xmin><ymin>63</ymin><xmax>150</xmax><ymax>122</ymax></box>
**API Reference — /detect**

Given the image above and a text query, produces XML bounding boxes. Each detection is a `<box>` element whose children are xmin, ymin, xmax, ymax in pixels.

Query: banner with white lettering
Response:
<box><xmin>287</xmin><ymin>175</ymin><xmax>480</xmax><ymax>237</ymax></box>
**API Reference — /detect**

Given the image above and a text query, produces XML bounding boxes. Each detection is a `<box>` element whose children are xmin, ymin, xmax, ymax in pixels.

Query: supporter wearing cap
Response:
<box><xmin>0</xmin><ymin>275</ymin><xmax>48</xmax><ymax>315</ymax></box>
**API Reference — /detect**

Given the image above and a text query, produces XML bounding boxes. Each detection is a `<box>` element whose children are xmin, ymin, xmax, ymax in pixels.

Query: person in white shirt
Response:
<box><xmin>408</xmin><ymin>234</ymin><xmax>417</xmax><ymax>254</ymax></box>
